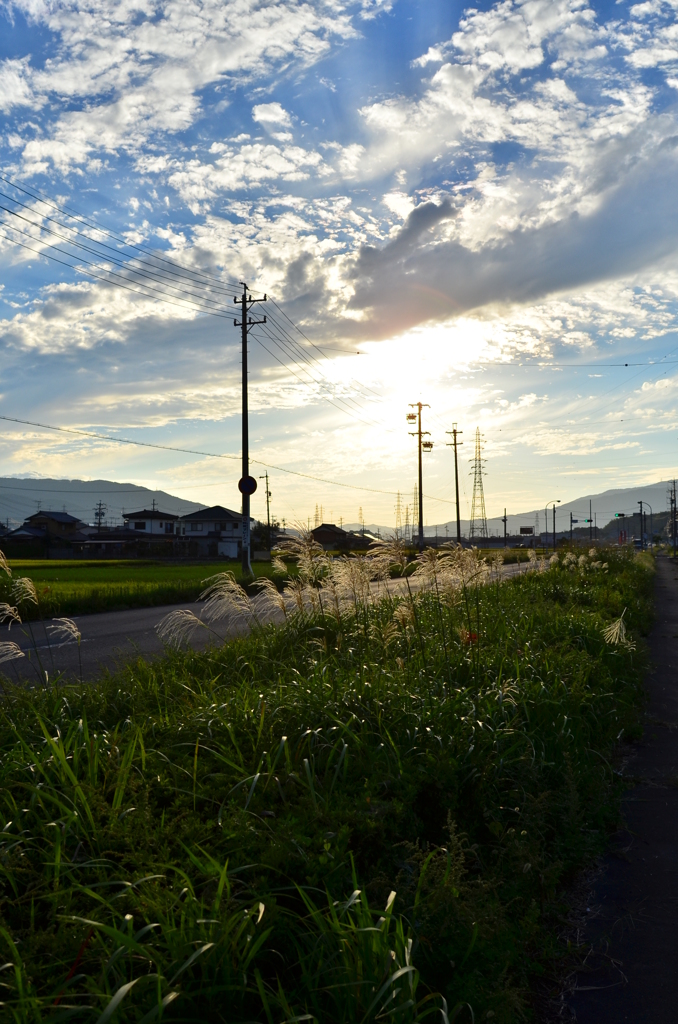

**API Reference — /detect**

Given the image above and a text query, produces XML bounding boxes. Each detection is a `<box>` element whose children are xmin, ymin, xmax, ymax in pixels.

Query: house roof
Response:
<box><xmin>8</xmin><ymin>526</ymin><xmax>47</xmax><ymax>540</ymax></box>
<box><xmin>179</xmin><ymin>505</ymin><xmax>241</xmax><ymax>522</ymax></box>
<box><xmin>26</xmin><ymin>510</ymin><xmax>83</xmax><ymax>525</ymax></box>
<box><xmin>123</xmin><ymin>509</ymin><xmax>178</xmax><ymax>521</ymax></box>
<box><xmin>312</xmin><ymin>523</ymin><xmax>347</xmax><ymax>538</ymax></box>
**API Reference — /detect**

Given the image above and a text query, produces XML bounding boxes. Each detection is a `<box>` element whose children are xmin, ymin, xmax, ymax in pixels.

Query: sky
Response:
<box><xmin>2</xmin><ymin>0</ymin><xmax>678</xmax><ymax>532</ymax></box>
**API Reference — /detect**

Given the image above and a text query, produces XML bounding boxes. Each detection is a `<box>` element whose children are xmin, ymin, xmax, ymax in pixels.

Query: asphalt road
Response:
<box><xmin>0</xmin><ymin>560</ymin><xmax>526</xmax><ymax>685</ymax></box>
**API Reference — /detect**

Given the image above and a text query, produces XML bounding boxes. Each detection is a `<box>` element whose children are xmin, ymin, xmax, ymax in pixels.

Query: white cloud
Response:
<box><xmin>0</xmin><ymin>58</ymin><xmax>35</xmax><ymax>112</ymax></box>
<box><xmin>9</xmin><ymin>0</ymin><xmax>359</xmax><ymax>172</ymax></box>
<box><xmin>252</xmin><ymin>102</ymin><xmax>293</xmax><ymax>127</ymax></box>
<box><xmin>168</xmin><ymin>142</ymin><xmax>326</xmax><ymax>207</ymax></box>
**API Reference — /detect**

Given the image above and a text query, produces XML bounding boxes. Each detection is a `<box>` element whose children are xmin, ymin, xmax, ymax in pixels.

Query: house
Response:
<box><xmin>177</xmin><ymin>505</ymin><xmax>248</xmax><ymax>558</ymax></box>
<box><xmin>123</xmin><ymin>509</ymin><xmax>178</xmax><ymax>536</ymax></box>
<box><xmin>24</xmin><ymin>510</ymin><xmax>89</xmax><ymax>539</ymax></box>
<box><xmin>311</xmin><ymin>523</ymin><xmax>373</xmax><ymax>550</ymax></box>
<box><xmin>312</xmin><ymin>523</ymin><xmax>350</xmax><ymax>550</ymax></box>
<box><xmin>4</xmin><ymin>510</ymin><xmax>91</xmax><ymax>556</ymax></box>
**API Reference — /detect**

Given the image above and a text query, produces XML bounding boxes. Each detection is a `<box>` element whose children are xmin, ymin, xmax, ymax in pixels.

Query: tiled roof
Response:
<box><xmin>26</xmin><ymin>510</ymin><xmax>82</xmax><ymax>525</ymax></box>
<box><xmin>179</xmin><ymin>505</ymin><xmax>241</xmax><ymax>521</ymax></box>
<box><xmin>123</xmin><ymin>509</ymin><xmax>179</xmax><ymax>520</ymax></box>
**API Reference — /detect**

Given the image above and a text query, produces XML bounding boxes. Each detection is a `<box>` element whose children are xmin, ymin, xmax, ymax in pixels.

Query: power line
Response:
<box><xmin>0</xmin><ymin>173</ymin><xmax>243</xmax><ymax>293</ymax></box>
<box><xmin>471</xmin><ymin>359</ymin><xmax>678</xmax><ymax>369</ymax></box>
<box><xmin>0</xmin><ymin>197</ymin><xmax>245</xmax><ymax>313</ymax></box>
<box><xmin>0</xmin><ymin>413</ymin><xmax>456</xmax><ymax>500</ymax></box>
<box><xmin>0</xmin><ymin>217</ymin><xmax>236</xmax><ymax>318</ymax></box>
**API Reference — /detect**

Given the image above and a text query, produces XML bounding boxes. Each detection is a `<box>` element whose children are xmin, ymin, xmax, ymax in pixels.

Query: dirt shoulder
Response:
<box><xmin>568</xmin><ymin>554</ymin><xmax>678</xmax><ymax>1021</ymax></box>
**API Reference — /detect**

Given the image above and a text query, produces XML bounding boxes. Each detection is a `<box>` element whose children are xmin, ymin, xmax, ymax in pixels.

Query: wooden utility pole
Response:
<box><xmin>446</xmin><ymin>425</ymin><xmax>463</xmax><ymax>542</ymax></box>
<box><xmin>259</xmin><ymin>472</ymin><xmax>271</xmax><ymax>550</ymax></box>
<box><xmin>234</xmin><ymin>283</ymin><xmax>266</xmax><ymax>575</ymax></box>
<box><xmin>407</xmin><ymin>403</ymin><xmax>432</xmax><ymax>551</ymax></box>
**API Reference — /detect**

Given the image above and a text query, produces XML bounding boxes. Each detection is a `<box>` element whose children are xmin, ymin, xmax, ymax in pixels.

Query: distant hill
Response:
<box><xmin>345</xmin><ymin>479</ymin><xmax>676</xmax><ymax>539</ymax></box>
<box><xmin>0</xmin><ymin>477</ymin><xmax>205</xmax><ymax>529</ymax></box>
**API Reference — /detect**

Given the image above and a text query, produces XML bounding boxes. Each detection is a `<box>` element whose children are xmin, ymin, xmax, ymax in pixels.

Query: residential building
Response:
<box><xmin>311</xmin><ymin>523</ymin><xmax>372</xmax><ymax>550</ymax></box>
<box><xmin>123</xmin><ymin>509</ymin><xmax>178</xmax><ymax>535</ymax></box>
<box><xmin>177</xmin><ymin>505</ymin><xmax>247</xmax><ymax>558</ymax></box>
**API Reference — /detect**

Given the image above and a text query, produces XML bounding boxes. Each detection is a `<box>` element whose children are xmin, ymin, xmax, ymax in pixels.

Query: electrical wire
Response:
<box><xmin>0</xmin><ymin>413</ymin><xmax>460</xmax><ymax>501</ymax></box>
<box><xmin>1</xmin><ymin>176</ymin><xmax>388</xmax><ymax>412</ymax></box>
<box><xmin>0</xmin><ymin>173</ymin><xmax>244</xmax><ymax>293</ymax></box>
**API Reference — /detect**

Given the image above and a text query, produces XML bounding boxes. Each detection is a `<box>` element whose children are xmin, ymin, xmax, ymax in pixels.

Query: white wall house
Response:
<box><xmin>177</xmin><ymin>505</ymin><xmax>249</xmax><ymax>558</ymax></box>
<box><xmin>123</xmin><ymin>509</ymin><xmax>178</xmax><ymax>535</ymax></box>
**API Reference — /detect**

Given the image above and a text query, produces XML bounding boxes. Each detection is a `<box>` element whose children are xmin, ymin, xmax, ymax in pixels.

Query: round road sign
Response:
<box><xmin>238</xmin><ymin>475</ymin><xmax>258</xmax><ymax>495</ymax></box>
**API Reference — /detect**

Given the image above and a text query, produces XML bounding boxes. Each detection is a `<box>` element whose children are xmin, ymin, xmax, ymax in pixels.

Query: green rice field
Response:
<box><xmin>0</xmin><ymin>559</ymin><xmax>284</xmax><ymax>619</ymax></box>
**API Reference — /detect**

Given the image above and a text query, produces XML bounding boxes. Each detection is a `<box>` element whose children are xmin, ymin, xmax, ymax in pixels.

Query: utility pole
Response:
<box><xmin>589</xmin><ymin>499</ymin><xmax>592</xmax><ymax>543</ymax></box>
<box><xmin>446</xmin><ymin>424</ymin><xmax>463</xmax><ymax>543</ymax></box>
<box><xmin>638</xmin><ymin>500</ymin><xmax>644</xmax><ymax>550</ymax></box>
<box><xmin>258</xmin><ymin>472</ymin><xmax>271</xmax><ymax>550</ymax></box>
<box><xmin>407</xmin><ymin>403</ymin><xmax>432</xmax><ymax>551</ymax></box>
<box><xmin>234</xmin><ymin>283</ymin><xmax>266</xmax><ymax>576</ymax></box>
<box><xmin>570</xmin><ymin>511</ymin><xmax>576</xmax><ymax>544</ymax></box>
<box><xmin>501</xmin><ymin>507</ymin><xmax>507</xmax><ymax>547</ymax></box>
<box><xmin>546</xmin><ymin>499</ymin><xmax>560</xmax><ymax>553</ymax></box>
<box><xmin>94</xmin><ymin>501</ymin><xmax>107</xmax><ymax>534</ymax></box>
<box><xmin>673</xmin><ymin>480</ymin><xmax>677</xmax><ymax>556</ymax></box>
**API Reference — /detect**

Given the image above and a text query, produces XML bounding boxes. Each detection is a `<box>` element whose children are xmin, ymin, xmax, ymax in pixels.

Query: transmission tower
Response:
<box><xmin>469</xmin><ymin>428</ymin><xmax>488</xmax><ymax>541</ymax></box>
<box><xmin>395</xmin><ymin>491</ymin><xmax>402</xmax><ymax>539</ymax></box>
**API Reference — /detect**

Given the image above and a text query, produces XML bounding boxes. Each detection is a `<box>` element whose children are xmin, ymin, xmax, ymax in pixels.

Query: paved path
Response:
<box><xmin>1</xmin><ymin>560</ymin><xmax>525</xmax><ymax>685</ymax></box>
<box><xmin>569</xmin><ymin>555</ymin><xmax>678</xmax><ymax>1022</ymax></box>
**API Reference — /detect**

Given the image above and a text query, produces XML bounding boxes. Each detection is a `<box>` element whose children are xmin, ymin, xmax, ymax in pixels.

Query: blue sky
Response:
<box><xmin>2</xmin><ymin>0</ymin><xmax>678</xmax><ymax>530</ymax></box>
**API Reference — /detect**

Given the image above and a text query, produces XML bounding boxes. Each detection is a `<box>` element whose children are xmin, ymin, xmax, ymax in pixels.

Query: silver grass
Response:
<box><xmin>0</xmin><ymin>641</ymin><xmax>25</xmax><ymax>665</ymax></box>
<box><xmin>365</xmin><ymin>538</ymin><xmax>409</xmax><ymax>579</ymax></box>
<box><xmin>393</xmin><ymin>602</ymin><xmax>415</xmax><ymax>630</ymax></box>
<box><xmin>489</xmin><ymin>550</ymin><xmax>505</xmax><ymax>578</ymax></box>
<box><xmin>11</xmin><ymin>577</ymin><xmax>38</xmax><ymax>606</ymax></box>
<box><xmin>271</xmin><ymin>554</ymin><xmax>288</xmax><ymax>576</ymax></box>
<box><xmin>329</xmin><ymin>555</ymin><xmax>375</xmax><ymax>606</ymax></box>
<box><xmin>0</xmin><ymin>551</ymin><xmax>11</xmax><ymax>578</ymax></box>
<box><xmin>276</xmin><ymin>527</ymin><xmax>329</xmax><ymax>585</ymax></box>
<box><xmin>286</xmin><ymin>578</ymin><xmax>307</xmax><ymax>616</ymax></box>
<box><xmin>200</xmin><ymin>572</ymin><xmax>256</xmax><ymax>626</ymax></box>
<box><xmin>602</xmin><ymin>608</ymin><xmax>636</xmax><ymax>650</ymax></box>
<box><xmin>0</xmin><ymin>603</ymin><xmax>21</xmax><ymax>629</ymax></box>
<box><xmin>156</xmin><ymin>609</ymin><xmax>205</xmax><ymax>647</ymax></box>
<box><xmin>48</xmin><ymin>617</ymin><xmax>82</xmax><ymax>646</ymax></box>
<box><xmin>253</xmin><ymin>576</ymin><xmax>288</xmax><ymax>618</ymax></box>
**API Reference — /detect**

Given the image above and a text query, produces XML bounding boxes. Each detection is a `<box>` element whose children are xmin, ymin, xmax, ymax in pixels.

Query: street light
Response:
<box><xmin>545</xmin><ymin>499</ymin><xmax>561</xmax><ymax>553</ymax></box>
<box><xmin>638</xmin><ymin>501</ymin><xmax>653</xmax><ymax>550</ymax></box>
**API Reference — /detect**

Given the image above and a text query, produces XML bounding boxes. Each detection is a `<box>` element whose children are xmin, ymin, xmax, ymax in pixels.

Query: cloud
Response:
<box><xmin>347</xmin><ymin>143</ymin><xmax>678</xmax><ymax>336</ymax></box>
<box><xmin>0</xmin><ymin>58</ymin><xmax>35</xmax><ymax>112</ymax></box>
<box><xmin>252</xmin><ymin>102</ymin><xmax>293</xmax><ymax>127</ymax></box>
<box><xmin>8</xmin><ymin>0</ymin><xmax>359</xmax><ymax>172</ymax></box>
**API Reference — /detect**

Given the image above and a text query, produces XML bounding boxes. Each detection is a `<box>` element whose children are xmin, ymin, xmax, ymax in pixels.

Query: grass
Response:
<box><xmin>0</xmin><ymin>546</ymin><xmax>653</xmax><ymax>1022</ymax></box>
<box><xmin>0</xmin><ymin>560</ymin><xmax>287</xmax><ymax>620</ymax></box>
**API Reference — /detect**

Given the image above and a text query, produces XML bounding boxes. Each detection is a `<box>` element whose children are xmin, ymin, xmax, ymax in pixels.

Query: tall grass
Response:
<box><xmin>0</xmin><ymin>545</ymin><xmax>652</xmax><ymax>1021</ymax></box>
